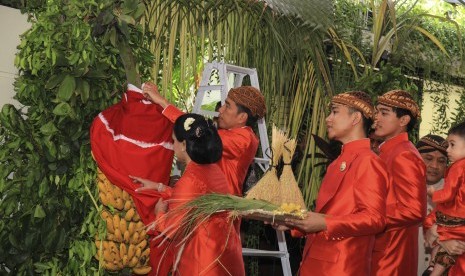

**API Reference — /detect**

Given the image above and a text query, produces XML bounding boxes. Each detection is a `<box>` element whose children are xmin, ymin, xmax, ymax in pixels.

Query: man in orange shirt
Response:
<box><xmin>371</xmin><ymin>90</ymin><xmax>427</xmax><ymax>276</ymax></box>
<box><xmin>142</xmin><ymin>82</ymin><xmax>266</xmax><ymax>196</ymax></box>
<box><xmin>140</xmin><ymin>83</ymin><xmax>266</xmax><ymax>275</ymax></box>
<box><xmin>280</xmin><ymin>91</ymin><xmax>389</xmax><ymax>275</ymax></box>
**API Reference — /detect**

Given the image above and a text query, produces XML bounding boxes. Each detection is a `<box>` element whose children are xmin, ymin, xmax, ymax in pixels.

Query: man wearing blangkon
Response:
<box><xmin>416</xmin><ymin>134</ymin><xmax>448</xmax><ymax>275</ymax></box>
<box><xmin>142</xmin><ymin>82</ymin><xmax>266</xmax><ymax>196</ymax></box>
<box><xmin>141</xmin><ymin>82</ymin><xmax>266</xmax><ymax>275</ymax></box>
<box><xmin>371</xmin><ymin>90</ymin><xmax>427</xmax><ymax>276</ymax></box>
<box><xmin>276</xmin><ymin>91</ymin><xmax>389</xmax><ymax>275</ymax></box>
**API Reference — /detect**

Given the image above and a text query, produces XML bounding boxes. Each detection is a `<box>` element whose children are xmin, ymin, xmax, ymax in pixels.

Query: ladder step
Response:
<box><xmin>194</xmin><ymin>62</ymin><xmax>291</xmax><ymax>276</ymax></box>
<box><xmin>242</xmin><ymin>248</ymin><xmax>289</xmax><ymax>258</ymax></box>
<box><xmin>225</xmin><ymin>64</ymin><xmax>257</xmax><ymax>76</ymax></box>
<box><xmin>253</xmin><ymin>158</ymin><xmax>270</xmax><ymax>173</ymax></box>
<box><xmin>197</xmin><ymin>85</ymin><xmax>223</xmax><ymax>91</ymax></box>
<box><xmin>254</xmin><ymin>157</ymin><xmax>270</xmax><ymax>164</ymax></box>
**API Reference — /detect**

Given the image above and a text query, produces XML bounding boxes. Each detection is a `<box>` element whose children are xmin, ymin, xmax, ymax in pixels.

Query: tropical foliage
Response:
<box><xmin>1</xmin><ymin>0</ymin><xmax>464</xmax><ymax>274</ymax></box>
<box><xmin>330</xmin><ymin>0</ymin><xmax>464</xmax><ymax>141</ymax></box>
<box><xmin>140</xmin><ymin>0</ymin><xmax>335</xmax><ymax>207</ymax></box>
<box><xmin>0</xmin><ymin>0</ymin><xmax>151</xmax><ymax>274</ymax></box>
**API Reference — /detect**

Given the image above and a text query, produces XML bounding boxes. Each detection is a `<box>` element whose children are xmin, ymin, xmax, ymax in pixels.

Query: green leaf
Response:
<box><xmin>34</xmin><ymin>205</ymin><xmax>46</xmax><ymax>218</ymax></box>
<box><xmin>133</xmin><ymin>3</ymin><xmax>145</xmax><ymax>19</ymax></box>
<box><xmin>34</xmin><ymin>262</ymin><xmax>51</xmax><ymax>272</ymax></box>
<box><xmin>6</xmin><ymin>139</ymin><xmax>21</xmax><ymax>150</ymax></box>
<box><xmin>122</xmin><ymin>0</ymin><xmax>138</xmax><ymax>13</ymax></box>
<box><xmin>57</xmin><ymin>75</ymin><xmax>76</xmax><ymax>101</ymax></box>
<box><xmin>9</xmin><ymin>233</ymin><xmax>21</xmax><ymax>249</ymax></box>
<box><xmin>40</xmin><ymin>122</ymin><xmax>58</xmax><ymax>136</ymax></box>
<box><xmin>0</xmin><ymin>178</ymin><xmax>6</xmax><ymax>193</ymax></box>
<box><xmin>109</xmin><ymin>27</ymin><xmax>117</xmax><ymax>47</ymax></box>
<box><xmin>39</xmin><ymin>178</ymin><xmax>50</xmax><ymax>198</ymax></box>
<box><xmin>0</xmin><ymin>104</ymin><xmax>17</xmax><ymax>130</ymax></box>
<box><xmin>41</xmin><ymin>227</ymin><xmax>57</xmax><ymax>252</ymax></box>
<box><xmin>412</xmin><ymin>25</ymin><xmax>450</xmax><ymax>58</ymax></box>
<box><xmin>43</xmin><ymin>138</ymin><xmax>57</xmax><ymax>159</ymax></box>
<box><xmin>54</xmin><ymin>228</ymin><xmax>67</xmax><ymax>252</ymax></box>
<box><xmin>118</xmin><ymin>21</ymin><xmax>130</xmax><ymax>39</ymax></box>
<box><xmin>24</xmin><ymin>232</ymin><xmax>39</xmax><ymax>251</ymax></box>
<box><xmin>4</xmin><ymin>202</ymin><xmax>16</xmax><ymax>217</ymax></box>
<box><xmin>73</xmin><ymin>63</ymin><xmax>90</xmax><ymax>76</ymax></box>
<box><xmin>25</xmin><ymin>141</ymin><xmax>34</xmax><ymax>151</ymax></box>
<box><xmin>58</xmin><ymin>144</ymin><xmax>71</xmax><ymax>159</ymax></box>
<box><xmin>77</xmin><ymin>80</ymin><xmax>90</xmax><ymax>103</ymax></box>
<box><xmin>54</xmin><ymin>50</ymin><xmax>68</xmax><ymax>66</ymax></box>
<box><xmin>86</xmin><ymin>69</ymin><xmax>107</xmax><ymax>78</ymax></box>
<box><xmin>101</xmin><ymin>10</ymin><xmax>114</xmax><ymax>25</ymax></box>
<box><xmin>45</xmin><ymin>74</ymin><xmax>66</xmax><ymax>90</ymax></box>
<box><xmin>52</xmin><ymin>102</ymin><xmax>72</xmax><ymax>116</ymax></box>
<box><xmin>1</xmin><ymin>103</ymin><xmax>13</xmax><ymax>117</ymax></box>
<box><xmin>118</xmin><ymin>14</ymin><xmax>135</xmax><ymax>26</ymax></box>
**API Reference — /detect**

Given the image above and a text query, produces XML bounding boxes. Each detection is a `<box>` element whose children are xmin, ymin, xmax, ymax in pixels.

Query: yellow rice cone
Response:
<box><xmin>278</xmin><ymin>139</ymin><xmax>306</xmax><ymax>210</ymax></box>
<box><xmin>245</xmin><ymin>126</ymin><xmax>286</xmax><ymax>205</ymax></box>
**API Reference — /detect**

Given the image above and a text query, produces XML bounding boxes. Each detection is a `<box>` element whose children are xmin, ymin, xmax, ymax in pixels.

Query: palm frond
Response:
<box><xmin>142</xmin><ymin>0</ymin><xmax>334</xmax><ymax>206</ymax></box>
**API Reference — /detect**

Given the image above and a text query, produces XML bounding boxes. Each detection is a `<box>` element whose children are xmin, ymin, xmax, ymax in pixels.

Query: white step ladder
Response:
<box><xmin>192</xmin><ymin>61</ymin><xmax>292</xmax><ymax>276</ymax></box>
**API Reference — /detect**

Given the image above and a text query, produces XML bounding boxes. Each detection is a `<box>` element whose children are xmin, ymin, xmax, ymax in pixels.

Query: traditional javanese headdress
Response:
<box><xmin>377</xmin><ymin>90</ymin><xmax>421</xmax><ymax>120</ymax></box>
<box><xmin>228</xmin><ymin>86</ymin><xmax>266</xmax><ymax>118</ymax></box>
<box><xmin>331</xmin><ymin>91</ymin><xmax>374</xmax><ymax>119</ymax></box>
<box><xmin>416</xmin><ymin>134</ymin><xmax>448</xmax><ymax>157</ymax></box>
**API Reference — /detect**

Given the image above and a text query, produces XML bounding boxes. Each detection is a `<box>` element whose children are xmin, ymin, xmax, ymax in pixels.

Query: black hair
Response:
<box><xmin>215</xmin><ymin>101</ymin><xmax>222</xmax><ymax>112</ymax></box>
<box><xmin>348</xmin><ymin>107</ymin><xmax>373</xmax><ymax>136</ymax></box>
<box><xmin>392</xmin><ymin>107</ymin><xmax>417</xmax><ymax>132</ymax></box>
<box><xmin>173</xmin><ymin>114</ymin><xmax>223</xmax><ymax>164</ymax></box>
<box><xmin>448</xmin><ymin>121</ymin><xmax>465</xmax><ymax>138</ymax></box>
<box><xmin>236</xmin><ymin>103</ymin><xmax>258</xmax><ymax>127</ymax></box>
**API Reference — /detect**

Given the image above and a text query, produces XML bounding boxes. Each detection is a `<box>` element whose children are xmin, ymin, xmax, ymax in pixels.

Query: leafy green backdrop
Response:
<box><xmin>1</xmin><ymin>0</ymin><xmax>464</xmax><ymax>275</ymax></box>
<box><xmin>0</xmin><ymin>0</ymin><xmax>152</xmax><ymax>274</ymax></box>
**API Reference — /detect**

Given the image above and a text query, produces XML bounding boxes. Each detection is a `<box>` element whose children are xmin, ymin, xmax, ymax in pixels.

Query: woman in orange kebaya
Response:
<box><xmin>133</xmin><ymin>113</ymin><xmax>244</xmax><ymax>276</ymax></box>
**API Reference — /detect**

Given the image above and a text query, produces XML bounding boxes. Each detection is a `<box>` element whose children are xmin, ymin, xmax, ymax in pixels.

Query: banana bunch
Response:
<box><xmin>95</xmin><ymin>168</ymin><xmax>152</xmax><ymax>275</ymax></box>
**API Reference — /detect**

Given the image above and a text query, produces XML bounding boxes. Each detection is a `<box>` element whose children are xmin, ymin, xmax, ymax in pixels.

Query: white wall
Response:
<box><xmin>0</xmin><ymin>5</ymin><xmax>30</xmax><ymax>107</ymax></box>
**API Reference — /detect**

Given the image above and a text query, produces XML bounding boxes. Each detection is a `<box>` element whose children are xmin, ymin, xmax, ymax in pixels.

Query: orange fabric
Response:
<box><xmin>423</xmin><ymin>210</ymin><xmax>465</xmax><ymax>276</ymax></box>
<box><xmin>90</xmin><ymin>89</ymin><xmax>174</xmax><ymax>226</ymax></box>
<box><xmin>299</xmin><ymin>139</ymin><xmax>388</xmax><ymax>276</ymax></box>
<box><xmin>149</xmin><ymin>236</ymin><xmax>174</xmax><ymax>276</ymax></box>
<box><xmin>372</xmin><ymin>132</ymin><xmax>427</xmax><ymax>276</ymax></box>
<box><xmin>433</xmin><ymin>158</ymin><xmax>465</xmax><ymax>242</ymax></box>
<box><xmin>448</xmin><ymin>257</ymin><xmax>465</xmax><ymax>276</ymax></box>
<box><xmin>162</xmin><ymin>104</ymin><xmax>185</xmax><ymax>123</ymax></box>
<box><xmin>163</xmin><ymin>105</ymin><xmax>259</xmax><ymax>196</ymax></box>
<box><xmin>423</xmin><ymin>209</ymin><xmax>465</xmax><ymax>276</ymax></box>
<box><xmin>423</xmin><ymin>209</ymin><xmax>437</xmax><ymax>230</ymax></box>
<box><xmin>151</xmin><ymin>162</ymin><xmax>244</xmax><ymax>276</ymax></box>
<box><xmin>217</xmin><ymin>127</ymin><xmax>258</xmax><ymax>196</ymax></box>
<box><xmin>433</xmin><ymin>158</ymin><xmax>465</xmax><ymax>219</ymax></box>
<box><xmin>437</xmin><ymin>225</ymin><xmax>465</xmax><ymax>242</ymax></box>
